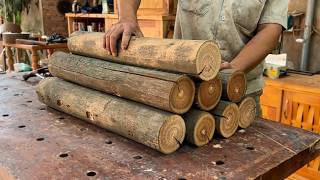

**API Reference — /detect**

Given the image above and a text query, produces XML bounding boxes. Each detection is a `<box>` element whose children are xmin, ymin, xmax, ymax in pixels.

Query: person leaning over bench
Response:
<box><xmin>103</xmin><ymin>0</ymin><xmax>288</xmax><ymax>116</ymax></box>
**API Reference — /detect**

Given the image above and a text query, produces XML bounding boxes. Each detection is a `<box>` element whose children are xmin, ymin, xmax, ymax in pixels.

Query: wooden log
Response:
<box><xmin>211</xmin><ymin>101</ymin><xmax>239</xmax><ymax>138</ymax></box>
<box><xmin>36</xmin><ymin>77</ymin><xmax>186</xmax><ymax>154</ymax></box>
<box><xmin>49</xmin><ymin>51</ymin><xmax>195</xmax><ymax>114</ymax></box>
<box><xmin>68</xmin><ymin>32</ymin><xmax>221</xmax><ymax>81</ymax></box>
<box><xmin>183</xmin><ymin>110</ymin><xmax>215</xmax><ymax>147</ymax></box>
<box><xmin>219</xmin><ymin>69</ymin><xmax>247</xmax><ymax>103</ymax></box>
<box><xmin>194</xmin><ymin>76</ymin><xmax>222</xmax><ymax>111</ymax></box>
<box><xmin>238</xmin><ymin>97</ymin><xmax>257</xmax><ymax>129</ymax></box>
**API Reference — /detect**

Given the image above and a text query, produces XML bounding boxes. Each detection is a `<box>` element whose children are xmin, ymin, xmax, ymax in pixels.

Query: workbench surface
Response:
<box><xmin>1</xmin><ymin>73</ymin><xmax>320</xmax><ymax>180</ymax></box>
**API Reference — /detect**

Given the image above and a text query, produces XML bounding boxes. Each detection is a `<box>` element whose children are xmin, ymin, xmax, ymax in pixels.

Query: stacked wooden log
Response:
<box><xmin>37</xmin><ymin>32</ymin><xmax>258</xmax><ymax>154</ymax></box>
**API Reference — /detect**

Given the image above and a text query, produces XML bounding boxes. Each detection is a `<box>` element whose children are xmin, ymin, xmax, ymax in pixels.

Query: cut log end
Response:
<box><xmin>159</xmin><ymin>115</ymin><xmax>186</xmax><ymax>154</ymax></box>
<box><xmin>197</xmin><ymin>41</ymin><xmax>221</xmax><ymax>81</ymax></box>
<box><xmin>196</xmin><ymin>77</ymin><xmax>222</xmax><ymax>111</ymax></box>
<box><xmin>169</xmin><ymin>76</ymin><xmax>195</xmax><ymax>114</ymax></box>
<box><xmin>227</xmin><ymin>71</ymin><xmax>247</xmax><ymax>103</ymax></box>
<box><xmin>184</xmin><ymin>110</ymin><xmax>215</xmax><ymax>147</ymax></box>
<box><xmin>238</xmin><ymin>97</ymin><xmax>257</xmax><ymax>129</ymax></box>
<box><xmin>215</xmin><ymin>103</ymin><xmax>239</xmax><ymax>138</ymax></box>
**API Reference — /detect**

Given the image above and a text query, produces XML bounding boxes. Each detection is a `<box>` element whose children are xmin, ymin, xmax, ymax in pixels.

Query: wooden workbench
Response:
<box><xmin>0</xmin><ymin>73</ymin><xmax>320</xmax><ymax>180</ymax></box>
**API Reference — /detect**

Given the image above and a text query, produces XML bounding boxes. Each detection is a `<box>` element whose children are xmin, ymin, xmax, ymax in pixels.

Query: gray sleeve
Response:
<box><xmin>258</xmin><ymin>0</ymin><xmax>289</xmax><ymax>29</ymax></box>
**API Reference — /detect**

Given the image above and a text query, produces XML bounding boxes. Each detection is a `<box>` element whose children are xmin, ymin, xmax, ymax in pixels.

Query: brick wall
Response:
<box><xmin>41</xmin><ymin>0</ymin><xmax>73</xmax><ymax>37</ymax></box>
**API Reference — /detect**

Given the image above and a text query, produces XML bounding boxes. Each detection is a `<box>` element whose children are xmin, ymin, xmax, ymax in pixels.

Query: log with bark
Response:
<box><xmin>219</xmin><ymin>69</ymin><xmax>247</xmax><ymax>103</ymax></box>
<box><xmin>194</xmin><ymin>76</ymin><xmax>222</xmax><ymax>111</ymax></box>
<box><xmin>49</xmin><ymin>51</ymin><xmax>195</xmax><ymax>114</ymax></box>
<box><xmin>183</xmin><ymin>109</ymin><xmax>215</xmax><ymax>147</ymax></box>
<box><xmin>68</xmin><ymin>32</ymin><xmax>221</xmax><ymax>81</ymax></box>
<box><xmin>36</xmin><ymin>77</ymin><xmax>186</xmax><ymax>154</ymax></box>
<box><xmin>238</xmin><ymin>97</ymin><xmax>257</xmax><ymax>129</ymax></box>
<box><xmin>211</xmin><ymin>101</ymin><xmax>240</xmax><ymax>138</ymax></box>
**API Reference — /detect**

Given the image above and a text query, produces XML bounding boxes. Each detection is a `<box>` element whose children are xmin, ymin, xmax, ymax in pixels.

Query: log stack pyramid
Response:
<box><xmin>37</xmin><ymin>32</ymin><xmax>258</xmax><ymax>154</ymax></box>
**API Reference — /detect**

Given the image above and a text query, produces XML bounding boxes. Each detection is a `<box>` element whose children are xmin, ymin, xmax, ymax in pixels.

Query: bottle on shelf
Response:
<box><xmin>72</xmin><ymin>0</ymin><xmax>80</xmax><ymax>13</ymax></box>
<box><xmin>102</xmin><ymin>0</ymin><xmax>109</xmax><ymax>14</ymax></box>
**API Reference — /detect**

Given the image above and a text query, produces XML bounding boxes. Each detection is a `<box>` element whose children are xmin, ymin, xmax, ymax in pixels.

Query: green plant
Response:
<box><xmin>0</xmin><ymin>0</ymin><xmax>32</xmax><ymax>24</ymax></box>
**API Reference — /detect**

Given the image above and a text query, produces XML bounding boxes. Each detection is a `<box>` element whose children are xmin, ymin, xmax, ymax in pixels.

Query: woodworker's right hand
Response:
<box><xmin>104</xmin><ymin>19</ymin><xmax>143</xmax><ymax>56</ymax></box>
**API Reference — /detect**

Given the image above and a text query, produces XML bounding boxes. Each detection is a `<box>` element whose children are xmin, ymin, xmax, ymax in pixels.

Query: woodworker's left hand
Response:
<box><xmin>220</xmin><ymin>61</ymin><xmax>239</xmax><ymax>71</ymax></box>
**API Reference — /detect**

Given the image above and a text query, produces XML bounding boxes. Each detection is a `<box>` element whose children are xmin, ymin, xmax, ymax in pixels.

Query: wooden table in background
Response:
<box><xmin>4</xmin><ymin>43</ymin><xmax>68</xmax><ymax>71</ymax></box>
<box><xmin>0</xmin><ymin>73</ymin><xmax>320</xmax><ymax>179</ymax></box>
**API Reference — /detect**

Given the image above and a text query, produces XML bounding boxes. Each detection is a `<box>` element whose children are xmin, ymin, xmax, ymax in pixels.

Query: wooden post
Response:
<box><xmin>49</xmin><ymin>52</ymin><xmax>195</xmax><ymax>114</ymax></box>
<box><xmin>47</xmin><ymin>49</ymin><xmax>54</xmax><ymax>57</ymax></box>
<box><xmin>211</xmin><ymin>101</ymin><xmax>239</xmax><ymax>138</ymax></box>
<box><xmin>31</xmin><ymin>49</ymin><xmax>40</xmax><ymax>70</ymax></box>
<box><xmin>238</xmin><ymin>97</ymin><xmax>257</xmax><ymax>129</ymax></box>
<box><xmin>194</xmin><ymin>76</ymin><xmax>222</xmax><ymax>111</ymax></box>
<box><xmin>183</xmin><ymin>110</ymin><xmax>215</xmax><ymax>147</ymax></box>
<box><xmin>219</xmin><ymin>69</ymin><xmax>247</xmax><ymax>103</ymax></box>
<box><xmin>5</xmin><ymin>47</ymin><xmax>14</xmax><ymax>71</ymax></box>
<box><xmin>36</xmin><ymin>77</ymin><xmax>186</xmax><ymax>154</ymax></box>
<box><xmin>68</xmin><ymin>32</ymin><xmax>221</xmax><ymax>81</ymax></box>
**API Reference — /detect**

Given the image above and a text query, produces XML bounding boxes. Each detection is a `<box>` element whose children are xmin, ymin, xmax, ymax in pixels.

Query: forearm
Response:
<box><xmin>231</xmin><ymin>24</ymin><xmax>283</xmax><ymax>73</ymax></box>
<box><xmin>118</xmin><ymin>0</ymin><xmax>141</xmax><ymax>21</ymax></box>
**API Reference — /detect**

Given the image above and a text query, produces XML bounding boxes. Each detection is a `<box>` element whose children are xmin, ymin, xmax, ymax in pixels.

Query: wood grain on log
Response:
<box><xmin>68</xmin><ymin>32</ymin><xmax>221</xmax><ymax>81</ymax></box>
<box><xmin>238</xmin><ymin>97</ymin><xmax>257</xmax><ymax>129</ymax></box>
<box><xmin>211</xmin><ymin>101</ymin><xmax>239</xmax><ymax>138</ymax></box>
<box><xmin>183</xmin><ymin>110</ymin><xmax>215</xmax><ymax>147</ymax></box>
<box><xmin>49</xmin><ymin>52</ymin><xmax>195</xmax><ymax>114</ymax></box>
<box><xmin>194</xmin><ymin>76</ymin><xmax>222</xmax><ymax>111</ymax></box>
<box><xmin>219</xmin><ymin>69</ymin><xmax>247</xmax><ymax>103</ymax></box>
<box><xmin>36</xmin><ymin>77</ymin><xmax>186</xmax><ymax>154</ymax></box>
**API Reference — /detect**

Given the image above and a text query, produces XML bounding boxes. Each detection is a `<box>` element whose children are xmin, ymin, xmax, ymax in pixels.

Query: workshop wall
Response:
<box><xmin>42</xmin><ymin>0</ymin><xmax>72</xmax><ymax>37</ymax></box>
<box><xmin>283</xmin><ymin>0</ymin><xmax>320</xmax><ymax>73</ymax></box>
<box><xmin>20</xmin><ymin>0</ymin><xmax>43</xmax><ymax>34</ymax></box>
<box><xmin>20</xmin><ymin>0</ymin><xmax>72</xmax><ymax>37</ymax></box>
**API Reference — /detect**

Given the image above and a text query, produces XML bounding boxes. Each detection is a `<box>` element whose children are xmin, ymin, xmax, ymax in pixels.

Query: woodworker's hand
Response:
<box><xmin>104</xmin><ymin>20</ymin><xmax>143</xmax><ymax>56</ymax></box>
<box><xmin>220</xmin><ymin>61</ymin><xmax>240</xmax><ymax>71</ymax></box>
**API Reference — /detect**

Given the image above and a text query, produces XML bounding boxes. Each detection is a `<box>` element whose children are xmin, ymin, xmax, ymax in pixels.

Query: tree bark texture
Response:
<box><xmin>36</xmin><ymin>77</ymin><xmax>186</xmax><ymax>154</ymax></box>
<box><xmin>49</xmin><ymin>51</ymin><xmax>195</xmax><ymax>114</ymax></box>
<box><xmin>68</xmin><ymin>32</ymin><xmax>221</xmax><ymax>81</ymax></box>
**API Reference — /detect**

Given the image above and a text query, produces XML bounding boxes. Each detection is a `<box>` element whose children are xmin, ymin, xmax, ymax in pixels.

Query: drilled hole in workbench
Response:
<box><xmin>105</xmin><ymin>140</ymin><xmax>112</xmax><ymax>144</ymax></box>
<box><xmin>36</xmin><ymin>138</ymin><xmax>45</xmax><ymax>141</ymax></box>
<box><xmin>18</xmin><ymin>125</ymin><xmax>26</xmax><ymax>128</ymax></box>
<box><xmin>26</xmin><ymin>100</ymin><xmax>32</xmax><ymax>103</ymax></box>
<box><xmin>216</xmin><ymin>160</ymin><xmax>225</xmax><ymax>166</ymax></box>
<box><xmin>86</xmin><ymin>171</ymin><xmax>96</xmax><ymax>177</ymax></box>
<box><xmin>59</xmin><ymin>153</ymin><xmax>69</xmax><ymax>158</ymax></box>
<box><xmin>246</xmin><ymin>146</ymin><xmax>255</xmax><ymax>151</ymax></box>
<box><xmin>59</xmin><ymin>117</ymin><xmax>65</xmax><ymax>120</ymax></box>
<box><xmin>2</xmin><ymin>114</ymin><xmax>9</xmax><ymax>117</ymax></box>
<box><xmin>133</xmin><ymin>155</ymin><xmax>142</xmax><ymax>160</ymax></box>
<box><xmin>57</xmin><ymin>100</ymin><xmax>62</xmax><ymax>106</ymax></box>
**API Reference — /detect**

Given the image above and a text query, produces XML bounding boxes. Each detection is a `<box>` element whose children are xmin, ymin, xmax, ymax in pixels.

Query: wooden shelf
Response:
<box><xmin>65</xmin><ymin>13</ymin><xmax>176</xmax><ymax>38</ymax></box>
<box><xmin>65</xmin><ymin>13</ymin><xmax>109</xmax><ymax>18</ymax></box>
